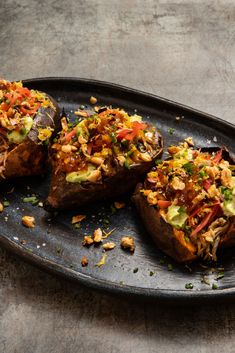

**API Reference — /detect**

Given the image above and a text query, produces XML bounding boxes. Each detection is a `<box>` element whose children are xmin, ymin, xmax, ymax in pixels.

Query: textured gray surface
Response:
<box><xmin>1</xmin><ymin>1</ymin><xmax>235</xmax><ymax>352</ymax></box>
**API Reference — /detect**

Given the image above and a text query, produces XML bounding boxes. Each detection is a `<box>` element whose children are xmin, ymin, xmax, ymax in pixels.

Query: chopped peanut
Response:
<box><xmin>0</xmin><ymin>202</ymin><xmax>4</xmax><ymax>212</ymax></box>
<box><xmin>93</xmin><ymin>228</ymin><xmax>103</xmax><ymax>243</ymax></box>
<box><xmin>74</xmin><ymin>110</ymin><xmax>88</xmax><ymax>117</ymax></box>
<box><xmin>184</xmin><ymin>137</ymin><xmax>194</xmax><ymax>146</ymax></box>
<box><xmin>120</xmin><ymin>236</ymin><xmax>135</xmax><ymax>252</ymax></box>
<box><xmin>72</xmin><ymin>214</ymin><xmax>86</xmax><ymax>224</ymax></box>
<box><xmin>61</xmin><ymin>144</ymin><xmax>73</xmax><ymax>153</ymax></box>
<box><xmin>90</xmin><ymin>96</ymin><xmax>97</xmax><ymax>104</ymax></box>
<box><xmin>81</xmin><ymin>256</ymin><xmax>88</xmax><ymax>267</ymax></box>
<box><xmin>102</xmin><ymin>242</ymin><xmax>116</xmax><ymax>251</ymax></box>
<box><xmin>82</xmin><ymin>236</ymin><xmax>94</xmax><ymax>246</ymax></box>
<box><xmin>22</xmin><ymin>216</ymin><xmax>35</xmax><ymax>228</ymax></box>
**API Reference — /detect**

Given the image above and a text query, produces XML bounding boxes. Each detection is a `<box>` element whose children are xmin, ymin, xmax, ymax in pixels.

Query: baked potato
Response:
<box><xmin>45</xmin><ymin>107</ymin><xmax>163</xmax><ymax>210</ymax></box>
<box><xmin>132</xmin><ymin>140</ymin><xmax>235</xmax><ymax>263</ymax></box>
<box><xmin>0</xmin><ymin>79</ymin><xmax>60</xmax><ymax>179</ymax></box>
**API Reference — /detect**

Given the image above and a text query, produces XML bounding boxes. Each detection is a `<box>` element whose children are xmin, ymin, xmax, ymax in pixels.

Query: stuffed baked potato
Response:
<box><xmin>0</xmin><ymin>79</ymin><xmax>60</xmax><ymax>179</ymax></box>
<box><xmin>132</xmin><ymin>140</ymin><xmax>235</xmax><ymax>262</ymax></box>
<box><xmin>45</xmin><ymin>107</ymin><xmax>163</xmax><ymax>210</ymax></box>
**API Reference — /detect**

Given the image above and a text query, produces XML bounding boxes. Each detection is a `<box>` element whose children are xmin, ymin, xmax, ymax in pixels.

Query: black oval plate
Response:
<box><xmin>1</xmin><ymin>77</ymin><xmax>235</xmax><ymax>304</ymax></box>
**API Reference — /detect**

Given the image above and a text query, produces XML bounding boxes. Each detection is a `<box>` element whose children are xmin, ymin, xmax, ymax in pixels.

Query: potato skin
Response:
<box><xmin>2</xmin><ymin>94</ymin><xmax>60</xmax><ymax>180</ymax></box>
<box><xmin>132</xmin><ymin>146</ymin><xmax>235</xmax><ymax>263</ymax></box>
<box><xmin>45</xmin><ymin>132</ymin><xmax>163</xmax><ymax>210</ymax></box>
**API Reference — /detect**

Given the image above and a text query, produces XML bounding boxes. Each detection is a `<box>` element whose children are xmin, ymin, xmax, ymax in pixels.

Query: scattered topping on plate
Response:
<box><xmin>72</xmin><ymin>214</ymin><xmax>86</xmax><ymax>224</ymax></box>
<box><xmin>81</xmin><ymin>256</ymin><xmax>88</xmax><ymax>267</ymax></box>
<box><xmin>93</xmin><ymin>227</ymin><xmax>103</xmax><ymax>243</ymax></box>
<box><xmin>95</xmin><ymin>253</ymin><xmax>107</xmax><ymax>267</ymax></box>
<box><xmin>102</xmin><ymin>241</ymin><xmax>116</xmax><ymax>251</ymax></box>
<box><xmin>120</xmin><ymin>236</ymin><xmax>135</xmax><ymax>252</ymax></box>
<box><xmin>22</xmin><ymin>215</ymin><xmax>35</xmax><ymax>228</ymax></box>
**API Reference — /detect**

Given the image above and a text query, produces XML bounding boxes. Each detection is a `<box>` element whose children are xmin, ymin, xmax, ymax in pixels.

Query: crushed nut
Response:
<box><xmin>120</xmin><ymin>236</ymin><xmax>135</xmax><ymax>252</ymax></box>
<box><xmin>184</xmin><ymin>137</ymin><xmax>194</xmax><ymax>146</ymax></box>
<box><xmin>82</xmin><ymin>236</ymin><xmax>94</xmax><ymax>246</ymax></box>
<box><xmin>74</xmin><ymin>110</ymin><xmax>88</xmax><ymax>117</ymax></box>
<box><xmin>22</xmin><ymin>216</ymin><xmax>35</xmax><ymax>228</ymax></box>
<box><xmin>81</xmin><ymin>256</ymin><xmax>88</xmax><ymax>267</ymax></box>
<box><xmin>93</xmin><ymin>228</ymin><xmax>103</xmax><ymax>243</ymax></box>
<box><xmin>90</xmin><ymin>96</ymin><xmax>97</xmax><ymax>104</ymax></box>
<box><xmin>102</xmin><ymin>242</ymin><xmax>116</xmax><ymax>251</ymax></box>
<box><xmin>72</xmin><ymin>214</ymin><xmax>86</xmax><ymax>224</ymax></box>
<box><xmin>114</xmin><ymin>201</ymin><xmax>125</xmax><ymax>209</ymax></box>
<box><xmin>0</xmin><ymin>202</ymin><xmax>4</xmax><ymax>212</ymax></box>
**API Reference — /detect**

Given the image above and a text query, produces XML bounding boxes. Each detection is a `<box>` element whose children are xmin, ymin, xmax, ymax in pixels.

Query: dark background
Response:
<box><xmin>1</xmin><ymin>1</ymin><xmax>235</xmax><ymax>352</ymax></box>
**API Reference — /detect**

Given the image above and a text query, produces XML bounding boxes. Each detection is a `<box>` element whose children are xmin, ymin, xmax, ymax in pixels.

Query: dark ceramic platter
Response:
<box><xmin>1</xmin><ymin>78</ymin><xmax>235</xmax><ymax>304</ymax></box>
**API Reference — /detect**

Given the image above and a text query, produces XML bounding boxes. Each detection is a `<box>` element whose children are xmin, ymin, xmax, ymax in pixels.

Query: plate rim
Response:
<box><xmin>1</xmin><ymin>76</ymin><xmax>235</xmax><ymax>303</ymax></box>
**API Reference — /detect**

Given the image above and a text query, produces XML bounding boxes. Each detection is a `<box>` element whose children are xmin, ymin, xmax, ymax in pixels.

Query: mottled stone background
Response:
<box><xmin>1</xmin><ymin>1</ymin><xmax>235</xmax><ymax>352</ymax></box>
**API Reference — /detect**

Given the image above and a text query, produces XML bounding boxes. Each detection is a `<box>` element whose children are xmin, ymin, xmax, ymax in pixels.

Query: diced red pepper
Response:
<box><xmin>64</xmin><ymin>128</ymin><xmax>77</xmax><ymax>142</ymax></box>
<box><xmin>213</xmin><ymin>149</ymin><xmax>222</xmax><ymax>164</ymax></box>
<box><xmin>202</xmin><ymin>178</ymin><xmax>212</xmax><ymax>191</ymax></box>
<box><xmin>191</xmin><ymin>203</ymin><xmax>220</xmax><ymax>236</ymax></box>
<box><xmin>116</xmin><ymin>122</ymin><xmax>147</xmax><ymax>141</ymax></box>
<box><xmin>157</xmin><ymin>200</ymin><xmax>172</xmax><ymax>209</ymax></box>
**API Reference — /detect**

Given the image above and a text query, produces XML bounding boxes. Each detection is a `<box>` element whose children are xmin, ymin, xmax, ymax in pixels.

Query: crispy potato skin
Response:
<box><xmin>132</xmin><ymin>147</ymin><xmax>235</xmax><ymax>263</ymax></box>
<box><xmin>2</xmin><ymin>94</ymin><xmax>60</xmax><ymax>180</ymax></box>
<box><xmin>45</xmin><ymin>133</ymin><xmax>163</xmax><ymax>210</ymax></box>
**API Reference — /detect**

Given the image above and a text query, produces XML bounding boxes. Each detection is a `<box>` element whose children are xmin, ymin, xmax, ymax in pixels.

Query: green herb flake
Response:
<box><xmin>183</xmin><ymin>162</ymin><xmax>193</xmax><ymax>176</ymax></box>
<box><xmin>79</xmin><ymin>105</ymin><xmax>85</xmax><ymax>110</ymax></box>
<box><xmin>56</xmin><ymin>247</ymin><xmax>63</xmax><ymax>255</ymax></box>
<box><xmin>110</xmin><ymin>132</ymin><xmax>117</xmax><ymax>143</ymax></box>
<box><xmin>20</xmin><ymin>127</ymin><xmax>27</xmax><ymax>136</ymax></box>
<box><xmin>23</xmin><ymin>196</ymin><xmax>39</xmax><ymax>205</ymax></box>
<box><xmin>199</xmin><ymin>170</ymin><xmax>208</xmax><ymax>179</ymax></box>
<box><xmin>53</xmin><ymin>137</ymin><xmax>58</xmax><ymax>143</ymax></box>
<box><xmin>167</xmin><ymin>264</ymin><xmax>173</xmax><ymax>271</ymax></box>
<box><xmin>103</xmin><ymin>218</ymin><xmax>110</xmax><ymax>225</ymax></box>
<box><xmin>155</xmin><ymin>159</ymin><xmax>162</xmax><ymax>166</ymax></box>
<box><xmin>168</xmin><ymin>128</ymin><xmax>175</xmax><ymax>135</ymax></box>
<box><xmin>3</xmin><ymin>200</ymin><xmax>10</xmax><ymax>207</ymax></box>
<box><xmin>185</xmin><ymin>283</ymin><xmax>194</xmax><ymax>289</ymax></box>
<box><xmin>149</xmin><ymin>271</ymin><xmax>154</xmax><ymax>276</ymax></box>
<box><xmin>110</xmin><ymin>205</ymin><xmax>117</xmax><ymax>214</ymax></box>
<box><xmin>216</xmin><ymin>271</ymin><xmax>224</xmax><ymax>280</ymax></box>
<box><xmin>74</xmin><ymin>223</ymin><xmax>81</xmax><ymax>229</ymax></box>
<box><xmin>133</xmin><ymin>267</ymin><xmax>139</xmax><ymax>273</ymax></box>
<box><xmin>124</xmin><ymin>159</ymin><xmax>130</xmax><ymax>170</ymax></box>
<box><xmin>212</xmin><ymin>283</ymin><xmax>218</xmax><ymax>290</ymax></box>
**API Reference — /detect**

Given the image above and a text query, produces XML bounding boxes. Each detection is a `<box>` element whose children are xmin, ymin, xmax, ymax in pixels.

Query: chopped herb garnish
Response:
<box><xmin>167</xmin><ymin>128</ymin><xmax>175</xmax><ymax>135</ymax></box>
<box><xmin>149</xmin><ymin>271</ymin><xmax>154</xmax><ymax>276</ymax></box>
<box><xmin>184</xmin><ymin>236</ymin><xmax>190</xmax><ymax>243</ymax></box>
<box><xmin>53</xmin><ymin>137</ymin><xmax>58</xmax><ymax>143</ymax></box>
<box><xmin>124</xmin><ymin>159</ymin><xmax>130</xmax><ymax>169</ymax></box>
<box><xmin>185</xmin><ymin>283</ymin><xmax>194</xmax><ymax>289</ymax></box>
<box><xmin>56</xmin><ymin>247</ymin><xmax>63</xmax><ymax>255</ymax></box>
<box><xmin>212</xmin><ymin>283</ymin><xmax>218</xmax><ymax>290</ymax></box>
<box><xmin>221</xmin><ymin>187</ymin><xmax>233</xmax><ymax>201</ymax></box>
<box><xmin>216</xmin><ymin>271</ymin><xmax>224</xmax><ymax>280</ymax></box>
<box><xmin>74</xmin><ymin>223</ymin><xmax>81</xmax><ymax>229</ymax></box>
<box><xmin>3</xmin><ymin>200</ymin><xmax>10</xmax><ymax>207</ymax></box>
<box><xmin>133</xmin><ymin>267</ymin><xmax>139</xmax><ymax>273</ymax></box>
<box><xmin>183</xmin><ymin>162</ymin><xmax>193</xmax><ymax>176</ymax></box>
<box><xmin>199</xmin><ymin>170</ymin><xmax>208</xmax><ymax>179</ymax></box>
<box><xmin>167</xmin><ymin>264</ymin><xmax>173</xmax><ymax>271</ymax></box>
<box><xmin>23</xmin><ymin>196</ymin><xmax>39</xmax><ymax>205</ymax></box>
<box><xmin>79</xmin><ymin>105</ymin><xmax>85</xmax><ymax>110</ymax></box>
<box><xmin>110</xmin><ymin>205</ymin><xmax>117</xmax><ymax>214</ymax></box>
<box><xmin>155</xmin><ymin>159</ymin><xmax>162</xmax><ymax>165</ymax></box>
<box><xmin>110</xmin><ymin>132</ymin><xmax>117</xmax><ymax>143</ymax></box>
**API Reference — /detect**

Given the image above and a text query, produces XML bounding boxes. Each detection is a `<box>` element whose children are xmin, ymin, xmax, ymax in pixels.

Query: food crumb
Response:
<box><xmin>185</xmin><ymin>283</ymin><xmax>194</xmax><ymax>289</ymax></box>
<box><xmin>90</xmin><ymin>96</ymin><xmax>97</xmax><ymax>105</ymax></box>
<box><xmin>120</xmin><ymin>236</ymin><xmax>135</xmax><ymax>252</ymax></box>
<box><xmin>72</xmin><ymin>214</ymin><xmax>86</xmax><ymax>224</ymax></box>
<box><xmin>149</xmin><ymin>271</ymin><xmax>154</xmax><ymax>276</ymax></box>
<box><xmin>213</xmin><ymin>136</ymin><xmax>218</xmax><ymax>142</ymax></box>
<box><xmin>0</xmin><ymin>202</ymin><xmax>4</xmax><ymax>212</ymax></box>
<box><xmin>42</xmin><ymin>243</ymin><xmax>46</xmax><ymax>247</ymax></box>
<box><xmin>102</xmin><ymin>242</ymin><xmax>116</xmax><ymax>251</ymax></box>
<box><xmin>114</xmin><ymin>201</ymin><xmax>126</xmax><ymax>209</ymax></box>
<box><xmin>13</xmin><ymin>236</ymin><xmax>19</xmax><ymax>241</ymax></box>
<box><xmin>22</xmin><ymin>215</ymin><xmax>35</xmax><ymax>228</ymax></box>
<box><xmin>133</xmin><ymin>267</ymin><xmax>138</xmax><ymax>273</ymax></box>
<box><xmin>81</xmin><ymin>256</ymin><xmax>88</xmax><ymax>267</ymax></box>
<box><xmin>36</xmin><ymin>245</ymin><xmax>40</xmax><ymax>249</ymax></box>
<box><xmin>82</xmin><ymin>235</ymin><xmax>94</xmax><ymax>246</ymax></box>
<box><xmin>93</xmin><ymin>228</ymin><xmax>103</xmax><ymax>243</ymax></box>
<box><xmin>20</xmin><ymin>239</ymin><xmax>27</xmax><ymax>245</ymax></box>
